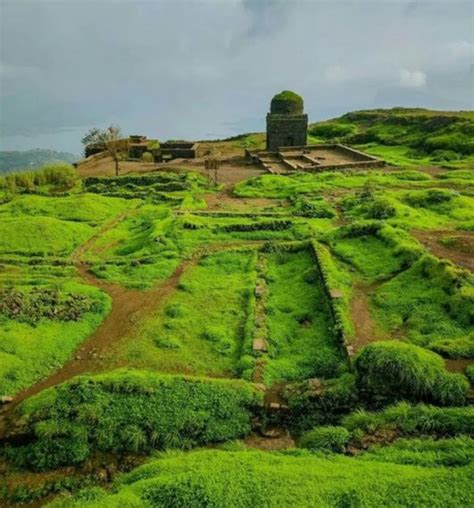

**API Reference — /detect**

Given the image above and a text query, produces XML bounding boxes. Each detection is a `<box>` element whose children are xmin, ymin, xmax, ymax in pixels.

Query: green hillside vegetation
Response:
<box><xmin>0</xmin><ymin>281</ymin><xmax>110</xmax><ymax>394</ymax></box>
<box><xmin>114</xmin><ymin>250</ymin><xmax>258</xmax><ymax>376</ymax></box>
<box><xmin>263</xmin><ymin>248</ymin><xmax>344</xmax><ymax>383</ymax></box>
<box><xmin>48</xmin><ymin>448</ymin><xmax>474</xmax><ymax>508</ymax></box>
<box><xmin>309</xmin><ymin>108</ymin><xmax>474</xmax><ymax>168</ymax></box>
<box><xmin>0</xmin><ymin>110</ymin><xmax>473</xmax><ymax>507</ymax></box>
<box><xmin>6</xmin><ymin>370</ymin><xmax>261</xmax><ymax>470</ymax></box>
<box><xmin>373</xmin><ymin>255</ymin><xmax>474</xmax><ymax>356</ymax></box>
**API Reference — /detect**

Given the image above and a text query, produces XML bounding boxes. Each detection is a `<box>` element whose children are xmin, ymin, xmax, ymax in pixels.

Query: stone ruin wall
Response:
<box><xmin>266</xmin><ymin>113</ymin><xmax>308</xmax><ymax>151</ymax></box>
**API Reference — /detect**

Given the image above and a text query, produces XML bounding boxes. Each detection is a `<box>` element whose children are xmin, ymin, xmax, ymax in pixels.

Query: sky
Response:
<box><xmin>1</xmin><ymin>0</ymin><xmax>473</xmax><ymax>154</ymax></box>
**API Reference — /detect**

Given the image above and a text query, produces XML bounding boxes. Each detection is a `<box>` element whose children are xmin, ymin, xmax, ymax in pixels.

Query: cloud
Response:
<box><xmin>323</xmin><ymin>65</ymin><xmax>350</xmax><ymax>84</ymax></box>
<box><xmin>399</xmin><ymin>69</ymin><xmax>427</xmax><ymax>88</ymax></box>
<box><xmin>0</xmin><ymin>0</ymin><xmax>472</xmax><ymax>153</ymax></box>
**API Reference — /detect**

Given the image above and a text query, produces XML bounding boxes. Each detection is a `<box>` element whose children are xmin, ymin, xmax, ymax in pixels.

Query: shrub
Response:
<box><xmin>141</xmin><ymin>151</ymin><xmax>154</xmax><ymax>162</ymax></box>
<box><xmin>405</xmin><ymin>189</ymin><xmax>455</xmax><ymax>208</ymax></box>
<box><xmin>430</xmin><ymin>336</ymin><xmax>474</xmax><ymax>359</ymax></box>
<box><xmin>354</xmin><ymin>341</ymin><xmax>468</xmax><ymax>406</ymax></box>
<box><xmin>6</xmin><ymin>369</ymin><xmax>262</xmax><ymax>470</ymax></box>
<box><xmin>343</xmin><ymin>402</ymin><xmax>474</xmax><ymax>438</ymax></box>
<box><xmin>0</xmin><ymin>287</ymin><xmax>95</xmax><ymax>325</ymax></box>
<box><xmin>309</xmin><ymin>123</ymin><xmax>355</xmax><ymax>139</ymax></box>
<box><xmin>466</xmin><ymin>364</ymin><xmax>474</xmax><ymax>384</ymax></box>
<box><xmin>293</xmin><ymin>197</ymin><xmax>336</xmax><ymax>218</ymax></box>
<box><xmin>299</xmin><ymin>426</ymin><xmax>351</xmax><ymax>453</ymax></box>
<box><xmin>365</xmin><ymin>198</ymin><xmax>396</xmax><ymax>219</ymax></box>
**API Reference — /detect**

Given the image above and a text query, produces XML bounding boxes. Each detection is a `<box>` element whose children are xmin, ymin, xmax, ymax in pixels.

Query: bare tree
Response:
<box><xmin>82</xmin><ymin>125</ymin><xmax>122</xmax><ymax>176</ymax></box>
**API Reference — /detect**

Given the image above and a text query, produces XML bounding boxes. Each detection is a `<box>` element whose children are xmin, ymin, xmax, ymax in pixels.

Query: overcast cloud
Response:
<box><xmin>1</xmin><ymin>0</ymin><xmax>473</xmax><ymax>153</ymax></box>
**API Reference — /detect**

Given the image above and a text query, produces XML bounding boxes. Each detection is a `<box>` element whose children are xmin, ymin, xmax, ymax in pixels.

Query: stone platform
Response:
<box><xmin>246</xmin><ymin>144</ymin><xmax>384</xmax><ymax>174</ymax></box>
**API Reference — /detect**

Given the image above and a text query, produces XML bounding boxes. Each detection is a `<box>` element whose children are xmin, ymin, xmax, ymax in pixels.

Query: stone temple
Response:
<box><xmin>246</xmin><ymin>90</ymin><xmax>384</xmax><ymax>174</ymax></box>
<box><xmin>266</xmin><ymin>91</ymin><xmax>308</xmax><ymax>151</ymax></box>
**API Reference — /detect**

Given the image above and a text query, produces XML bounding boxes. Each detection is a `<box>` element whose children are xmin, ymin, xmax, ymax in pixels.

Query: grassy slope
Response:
<box><xmin>50</xmin><ymin>449</ymin><xmax>474</xmax><ymax>508</ymax></box>
<box><xmin>0</xmin><ymin>282</ymin><xmax>111</xmax><ymax>395</ymax></box>
<box><xmin>110</xmin><ymin>250</ymin><xmax>257</xmax><ymax>376</ymax></box>
<box><xmin>264</xmin><ymin>249</ymin><xmax>343</xmax><ymax>383</ymax></box>
<box><xmin>0</xmin><ymin>193</ymin><xmax>132</xmax><ymax>394</ymax></box>
<box><xmin>308</xmin><ymin>107</ymin><xmax>474</xmax><ymax>168</ymax></box>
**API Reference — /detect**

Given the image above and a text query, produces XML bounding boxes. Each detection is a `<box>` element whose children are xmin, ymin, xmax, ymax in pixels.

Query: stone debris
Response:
<box><xmin>253</xmin><ymin>338</ymin><xmax>268</xmax><ymax>353</ymax></box>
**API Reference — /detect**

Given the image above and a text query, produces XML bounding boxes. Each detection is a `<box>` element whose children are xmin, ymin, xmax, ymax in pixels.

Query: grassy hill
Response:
<box><xmin>0</xmin><ymin>111</ymin><xmax>473</xmax><ymax>506</ymax></box>
<box><xmin>308</xmin><ymin>107</ymin><xmax>474</xmax><ymax>168</ymax></box>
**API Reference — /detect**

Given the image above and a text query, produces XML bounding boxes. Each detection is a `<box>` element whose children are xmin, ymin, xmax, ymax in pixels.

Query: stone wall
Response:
<box><xmin>266</xmin><ymin>113</ymin><xmax>308</xmax><ymax>151</ymax></box>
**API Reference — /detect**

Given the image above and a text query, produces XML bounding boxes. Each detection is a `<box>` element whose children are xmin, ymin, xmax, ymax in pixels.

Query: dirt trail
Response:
<box><xmin>412</xmin><ymin>229</ymin><xmax>474</xmax><ymax>271</ymax></box>
<box><xmin>350</xmin><ymin>281</ymin><xmax>388</xmax><ymax>353</ymax></box>
<box><xmin>0</xmin><ymin>260</ymin><xmax>192</xmax><ymax>424</ymax></box>
<box><xmin>0</xmin><ymin>210</ymin><xmax>195</xmax><ymax>430</ymax></box>
<box><xmin>0</xmin><ymin>231</ymin><xmax>270</xmax><ymax>428</ymax></box>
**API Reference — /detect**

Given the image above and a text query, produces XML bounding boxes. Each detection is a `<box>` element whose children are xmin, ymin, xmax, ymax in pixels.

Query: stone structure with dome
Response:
<box><xmin>266</xmin><ymin>90</ymin><xmax>308</xmax><ymax>151</ymax></box>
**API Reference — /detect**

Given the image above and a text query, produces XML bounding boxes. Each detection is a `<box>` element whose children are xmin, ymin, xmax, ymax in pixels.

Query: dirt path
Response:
<box><xmin>349</xmin><ymin>281</ymin><xmax>389</xmax><ymax>353</ymax></box>
<box><xmin>412</xmin><ymin>229</ymin><xmax>474</xmax><ymax>271</ymax></box>
<box><xmin>0</xmin><ymin>230</ymin><xmax>270</xmax><ymax>431</ymax></box>
<box><xmin>0</xmin><ymin>260</ymin><xmax>192</xmax><ymax>425</ymax></box>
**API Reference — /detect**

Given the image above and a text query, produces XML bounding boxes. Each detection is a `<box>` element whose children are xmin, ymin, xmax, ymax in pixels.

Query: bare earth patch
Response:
<box><xmin>412</xmin><ymin>229</ymin><xmax>474</xmax><ymax>271</ymax></box>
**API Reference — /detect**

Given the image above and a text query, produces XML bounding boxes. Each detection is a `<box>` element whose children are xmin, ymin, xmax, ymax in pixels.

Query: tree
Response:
<box><xmin>82</xmin><ymin>125</ymin><xmax>123</xmax><ymax>176</ymax></box>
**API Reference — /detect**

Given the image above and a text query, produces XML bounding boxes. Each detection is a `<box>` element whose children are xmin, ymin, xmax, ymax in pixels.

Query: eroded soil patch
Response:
<box><xmin>412</xmin><ymin>229</ymin><xmax>474</xmax><ymax>271</ymax></box>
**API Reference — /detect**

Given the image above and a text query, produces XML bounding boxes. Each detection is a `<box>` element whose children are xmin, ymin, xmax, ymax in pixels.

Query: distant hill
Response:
<box><xmin>0</xmin><ymin>149</ymin><xmax>79</xmax><ymax>174</ymax></box>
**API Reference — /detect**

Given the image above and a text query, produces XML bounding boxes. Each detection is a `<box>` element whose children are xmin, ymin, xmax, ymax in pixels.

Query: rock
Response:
<box><xmin>261</xmin><ymin>427</ymin><xmax>282</xmax><ymax>438</ymax></box>
<box><xmin>1</xmin><ymin>395</ymin><xmax>13</xmax><ymax>404</ymax></box>
<box><xmin>253</xmin><ymin>338</ymin><xmax>268</xmax><ymax>352</ymax></box>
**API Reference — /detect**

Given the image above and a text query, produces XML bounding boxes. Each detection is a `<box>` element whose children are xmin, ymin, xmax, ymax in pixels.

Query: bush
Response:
<box><xmin>293</xmin><ymin>197</ymin><xmax>336</xmax><ymax>218</ymax></box>
<box><xmin>309</xmin><ymin>123</ymin><xmax>355</xmax><ymax>139</ymax></box>
<box><xmin>6</xmin><ymin>369</ymin><xmax>262</xmax><ymax>470</ymax></box>
<box><xmin>343</xmin><ymin>402</ymin><xmax>474</xmax><ymax>438</ymax></box>
<box><xmin>405</xmin><ymin>189</ymin><xmax>456</xmax><ymax>208</ymax></box>
<box><xmin>141</xmin><ymin>151</ymin><xmax>154</xmax><ymax>162</ymax></box>
<box><xmin>0</xmin><ymin>163</ymin><xmax>77</xmax><ymax>195</ymax></box>
<box><xmin>365</xmin><ymin>198</ymin><xmax>396</xmax><ymax>219</ymax></box>
<box><xmin>466</xmin><ymin>364</ymin><xmax>474</xmax><ymax>384</ymax></box>
<box><xmin>0</xmin><ymin>287</ymin><xmax>95</xmax><ymax>325</ymax></box>
<box><xmin>430</xmin><ymin>336</ymin><xmax>474</xmax><ymax>359</ymax></box>
<box><xmin>354</xmin><ymin>341</ymin><xmax>468</xmax><ymax>406</ymax></box>
<box><xmin>299</xmin><ymin>426</ymin><xmax>350</xmax><ymax>453</ymax></box>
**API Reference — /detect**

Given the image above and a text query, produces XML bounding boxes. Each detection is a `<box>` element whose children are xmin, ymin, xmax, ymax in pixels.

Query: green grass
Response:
<box><xmin>324</xmin><ymin>222</ymin><xmax>422</xmax><ymax>282</ymax></box>
<box><xmin>0</xmin><ymin>280</ymin><xmax>110</xmax><ymax>395</ymax></box>
<box><xmin>88</xmin><ymin>209</ymin><xmax>310</xmax><ymax>288</ymax></box>
<box><xmin>234</xmin><ymin>171</ymin><xmax>437</xmax><ymax>199</ymax></box>
<box><xmin>361</xmin><ymin>436</ymin><xmax>474</xmax><ymax>468</ymax></box>
<box><xmin>110</xmin><ymin>250</ymin><xmax>257</xmax><ymax>376</ymax></box>
<box><xmin>0</xmin><ymin>193</ymin><xmax>130</xmax><ymax>225</ymax></box>
<box><xmin>48</xmin><ymin>448</ymin><xmax>474</xmax><ymax>507</ymax></box>
<box><xmin>263</xmin><ymin>249</ymin><xmax>344</xmax><ymax>383</ymax></box>
<box><xmin>342</xmin><ymin>188</ymin><xmax>474</xmax><ymax>230</ymax></box>
<box><xmin>342</xmin><ymin>401</ymin><xmax>474</xmax><ymax>438</ymax></box>
<box><xmin>354</xmin><ymin>341</ymin><xmax>468</xmax><ymax>406</ymax></box>
<box><xmin>309</xmin><ymin>107</ymin><xmax>474</xmax><ymax>169</ymax></box>
<box><xmin>372</xmin><ymin>255</ymin><xmax>474</xmax><ymax>353</ymax></box>
<box><xmin>6</xmin><ymin>370</ymin><xmax>261</xmax><ymax>470</ymax></box>
<box><xmin>0</xmin><ymin>217</ymin><xmax>93</xmax><ymax>256</ymax></box>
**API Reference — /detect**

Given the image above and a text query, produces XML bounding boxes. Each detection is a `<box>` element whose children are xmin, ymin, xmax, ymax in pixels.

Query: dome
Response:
<box><xmin>270</xmin><ymin>90</ymin><xmax>304</xmax><ymax>114</ymax></box>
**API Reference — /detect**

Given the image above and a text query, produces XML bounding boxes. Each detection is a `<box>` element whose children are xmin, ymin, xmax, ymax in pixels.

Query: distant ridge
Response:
<box><xmin>0</xmin><ymin>149</ymin><xmax>79</xmax><ymax>173</ymax></box>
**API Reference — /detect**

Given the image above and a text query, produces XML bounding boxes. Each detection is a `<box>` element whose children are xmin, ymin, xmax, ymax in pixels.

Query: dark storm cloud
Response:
<box><xmin>0</xmin><ymin>0</ymin><xmax>473</xmax><ymax>153</ymax></box>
